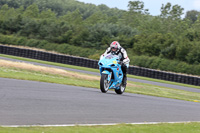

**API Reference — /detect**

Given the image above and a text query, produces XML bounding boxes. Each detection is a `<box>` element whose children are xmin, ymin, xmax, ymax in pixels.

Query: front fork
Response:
<box><xmin>102</xmin><ymin>70</ymin><xmax>112</xmax><ymax>83</ymax></box>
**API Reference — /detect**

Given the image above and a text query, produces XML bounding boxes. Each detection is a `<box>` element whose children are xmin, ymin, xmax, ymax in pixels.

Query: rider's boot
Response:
<box><xmin>122</xmin><ymin>74</ymin><xmax>127</xmax><ymax>86</ymax></box>
<box><xmin>121</xmin><ymin>64</ymin><xmax>127</xmax><ymax>86</ymax></box>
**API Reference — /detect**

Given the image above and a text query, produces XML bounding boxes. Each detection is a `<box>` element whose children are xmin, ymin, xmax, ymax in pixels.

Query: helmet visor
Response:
<box><xmin>111</xmin><ymin>47</ymin><xmax>117</xmax><ymax>51</ymax></box>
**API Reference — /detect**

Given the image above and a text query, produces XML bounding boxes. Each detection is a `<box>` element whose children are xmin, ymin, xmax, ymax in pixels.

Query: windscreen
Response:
<box><xmin>105</xmin><ymin>54</ymin><xmax>118</xmax><ymax>59</ymax></box>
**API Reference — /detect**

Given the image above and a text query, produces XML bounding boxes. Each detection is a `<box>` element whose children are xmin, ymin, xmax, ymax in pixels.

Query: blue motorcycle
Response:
<box><xmin>98</xmin><ymin>54</ymin><xmax>127</xmax><ymax>94</ymax></box>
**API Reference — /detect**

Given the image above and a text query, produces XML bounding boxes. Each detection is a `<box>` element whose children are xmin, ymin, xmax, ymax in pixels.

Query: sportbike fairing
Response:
<box><xmin>98</xmin><ymin>54</ymin><xmax>123</xmax><ymax>90</ymax></box>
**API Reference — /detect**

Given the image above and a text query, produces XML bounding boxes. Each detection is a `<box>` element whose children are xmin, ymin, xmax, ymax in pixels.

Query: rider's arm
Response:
<box><xmin>100</xmin><ymin>47</ymin><xmax>111</xmax><ymax>59</ymax></box>
<box><xmin>103</xmin><ymin>47</ymin><xmax>111</xmax><ymax>56</ymax></box>
<box><xmin>121</xmin><ymin>48</ymin><xmax>130</xmax><ymax>64</ymax></box>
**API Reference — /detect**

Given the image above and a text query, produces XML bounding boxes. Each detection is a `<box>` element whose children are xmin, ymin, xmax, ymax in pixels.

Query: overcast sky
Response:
<box><xmin>77</xmin><ymin>0</ymin><xmax>200</xmax><ymax>17</ymax></box>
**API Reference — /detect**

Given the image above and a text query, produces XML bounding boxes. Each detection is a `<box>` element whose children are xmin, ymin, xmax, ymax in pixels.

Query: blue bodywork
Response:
<box><xmin>98</xmin><ymin>54</ymin><xmax>123</xmax><ymax>90</ymax></box>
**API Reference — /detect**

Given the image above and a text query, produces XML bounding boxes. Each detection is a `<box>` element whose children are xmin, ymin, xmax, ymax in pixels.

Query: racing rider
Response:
<box><xmin>101</xmin><ymin>41</ymin><xmax>130</xmax><ymax>86</ymax></box>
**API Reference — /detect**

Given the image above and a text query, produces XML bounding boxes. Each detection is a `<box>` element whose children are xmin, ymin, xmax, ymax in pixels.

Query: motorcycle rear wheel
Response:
<box><xmin>100</xmin><ymin>74</ymin><xmax>109</xmax><ymax>93</ymax></box>
<box><xmin>115</xmin><ymin>84</ymin><xmax>126</xmax><ymax>94</ymax></box>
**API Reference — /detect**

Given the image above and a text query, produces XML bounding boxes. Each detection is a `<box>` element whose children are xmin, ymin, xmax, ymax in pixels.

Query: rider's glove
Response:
<box><xmin>118</xmin><ymin>61</ymin><xmax>123</xmax><ymax>65</ymax></box>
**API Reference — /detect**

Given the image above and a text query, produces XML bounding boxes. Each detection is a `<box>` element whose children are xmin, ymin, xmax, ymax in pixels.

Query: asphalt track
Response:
<box><xmin>0</xmin><ymin>78</ymin><xmax>200</xmax><ymax>125</ymax></box>
<box><xmin>0</xmin><ymin>56</ymin><xmax>200</xmax><ymax>93</ymax></box>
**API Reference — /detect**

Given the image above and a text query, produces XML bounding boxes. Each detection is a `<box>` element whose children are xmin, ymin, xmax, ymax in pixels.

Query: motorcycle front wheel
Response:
<box><xmin>100</xmin><ymin>74</ymin><xmax>109</xmax><ymax>93</ymax></box>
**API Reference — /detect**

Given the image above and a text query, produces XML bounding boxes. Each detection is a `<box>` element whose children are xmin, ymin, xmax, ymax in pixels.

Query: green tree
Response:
<box><xmin>23</xmin><ymin>4</ymin><xmax>39</xmax><ymax>18</ymax></box>
<box><xmin>159</xmin><ymin>3</ymin><xmax>184</xmax><ymax>34</ymax></box>
<box><xmin>60</xmin><ymin>9</ymin><xmax>83</xmax><ymax>24</ymax></box>
<box><xmin>185</xmin><ymin>10</ymin><xmax>200</xmax><ymax>24</ymax></box>
<box><xmin>128</xmin><ymin>1</ymin><xmax>149</xmax><ymax>14</ymax></box>
<box><xmin>84</xmin><ymin>12</ymin><xmax>108</xmax><ymax>25</ymax></box>
<box><xmin>39</xmin><ymin>9</ymin><xmax>56</xmax><ymax>19</ymax></box>
<box><xmin>0</xmin><ymin>4</ymin><xmax>9</xmax><ymax>20</ymax></box>
<box><xmin>175</xmin><ymin>39</ymin><xmax>190</xmax><ymax>61</ymax></box>
<box><xmin>186</xmin><ymin>42</ymin><xmax>200</xmax><ymax>64</ymax></box>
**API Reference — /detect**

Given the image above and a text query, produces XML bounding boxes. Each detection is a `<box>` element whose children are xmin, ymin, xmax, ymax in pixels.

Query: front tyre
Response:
<box><xmin>115</xmin><ymin>84</ymin><xmax>126</xmax><ymax>94</ymax></box>
<box><xmin>100</xmin><ymin>74</ymin><xmax>109</xmax><ymax>93</ymax></box>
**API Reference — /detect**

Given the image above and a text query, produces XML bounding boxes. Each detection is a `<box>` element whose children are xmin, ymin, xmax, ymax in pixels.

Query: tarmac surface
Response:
<box><xmin>0</xmin><ymin>78</ymin><xmax>200</xmax><ymax>125</ymax></box>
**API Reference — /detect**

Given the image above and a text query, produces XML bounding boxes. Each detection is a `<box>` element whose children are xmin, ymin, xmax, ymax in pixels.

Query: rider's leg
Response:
<box><xmin>121</xmin><ymin>64</ymin><xmax>127</xmax><ymax>86</ymax></box>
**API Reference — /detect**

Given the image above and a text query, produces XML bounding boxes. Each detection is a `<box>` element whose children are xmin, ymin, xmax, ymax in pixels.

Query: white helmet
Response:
<box><xmin>110</xmin><ymin>41</ymin><xmax>121</xmax><ymax>54</ymax></box>
<box><xmin>110</xmin><ymin>41</ymin><xmax>121</xmax><ymax>49</ymax></box>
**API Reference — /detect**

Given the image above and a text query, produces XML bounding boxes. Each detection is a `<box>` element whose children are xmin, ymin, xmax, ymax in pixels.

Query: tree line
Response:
<box><xmin>0</xmin><ymin>0</ymin><xmax>200</xmax><ymax>75</ymax></box>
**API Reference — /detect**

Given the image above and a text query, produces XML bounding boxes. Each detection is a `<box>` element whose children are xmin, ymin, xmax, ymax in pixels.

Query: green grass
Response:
<box><xmin>127</xmin><ymin>81</ymin><xmax>200</xmax><ymax>102</ymax></box>
<box><xmin>0</xmin><ymin>67</ymin><xmax>100</xmax><ymax>88</ymax></box>
<box><xmin>0</xmin><ymin>67</ymin><xmax>200</xmax><ymax>103</ymax></box>
<box><xmin>1</xmin><ymin>122</ymin><xmax>200</xmax><ymax>133</ymax></box>
<box><xmin>128</xmin><ymin>74</ymin><xmax>200</xmax><ymax>89</ymax></box>
<box><xmin>1</xmin><ymin>54</ymin><xmax>199</xmax><ymax>89</ymax></box>
<box><xmin>0</xmin><ymin>54</ymin><xmax>99</xmax><ymax>73</ymax></box>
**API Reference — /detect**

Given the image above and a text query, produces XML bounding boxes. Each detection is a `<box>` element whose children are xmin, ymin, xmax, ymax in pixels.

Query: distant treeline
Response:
<box><xmin>0</xmin><ymin>0</ymin><xmax>200</xmax><ymax>75</ymax></box>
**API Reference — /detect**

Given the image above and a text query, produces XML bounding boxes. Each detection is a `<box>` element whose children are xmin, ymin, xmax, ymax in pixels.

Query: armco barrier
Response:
<box><xmin>0</xmin><ymin>45</ymin><xmax>199</xmax><ymax>86</ymax></box>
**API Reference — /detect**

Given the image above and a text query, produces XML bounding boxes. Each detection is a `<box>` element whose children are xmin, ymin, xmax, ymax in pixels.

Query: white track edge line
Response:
<box><xmin>1</xmin><ymin>121</ymin><xmax>200</xmax><ymax>127</ymax></box>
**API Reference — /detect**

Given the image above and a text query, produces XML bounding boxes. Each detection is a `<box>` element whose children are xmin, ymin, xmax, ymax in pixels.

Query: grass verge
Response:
<box><xmin>1</xmin><ymin>122</ymin><xmax>200</xmax><ymax>133</ymax></box>
<box><xmin>0</xmin><ymin>54</ymin><xmax>199</xmax><ymax>89</ymax></box>
<box><xmin>0</xmin><ymin>54</ymin><xmax>99</xmax><ymax>72</ymax></box>
<box><xmin>0</xmin><ymin>67</ymin><xmax>100</xmax><ymax>89</ymax></box>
